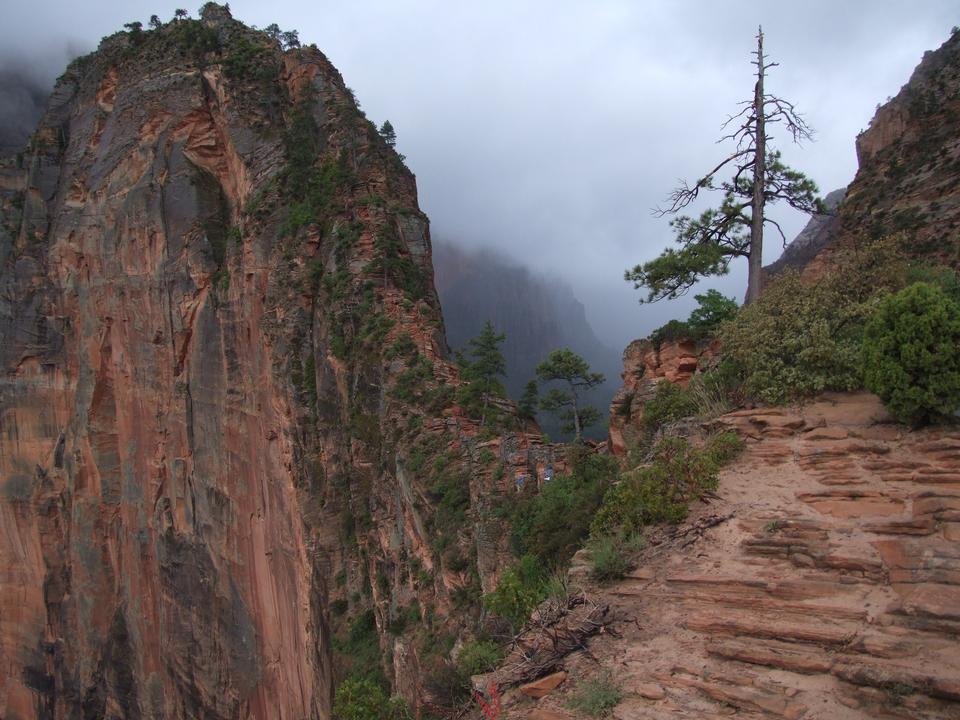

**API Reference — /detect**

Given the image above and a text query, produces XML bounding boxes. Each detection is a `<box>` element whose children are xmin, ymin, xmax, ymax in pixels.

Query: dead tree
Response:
<box><xmin>626</xmin><ymin>27</ymin><xmax>822</xmax><ymax>305</ymax></box>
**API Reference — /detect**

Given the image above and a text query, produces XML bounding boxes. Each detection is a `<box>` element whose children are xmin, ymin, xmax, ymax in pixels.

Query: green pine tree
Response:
<box><xmin>518</xmin><ymin>380</ymin><xmax>539</xmax><ymax>421</ymax></box>
<box><xmin>536</xmin><ymin>349</ymin><xmax>604</xmax><ymax>441</ymax></box>
<box><xmin>459</xmin><ymin>321</ymin><xmax>507</xmax><ymax>426</ymax></box>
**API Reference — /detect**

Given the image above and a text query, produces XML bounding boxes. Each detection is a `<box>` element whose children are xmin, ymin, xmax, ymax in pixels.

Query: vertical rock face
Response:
<box><xmin>772</xmin><ymin>30</ymin><xmax>960</xmax><ymax>280</ymax></box>
<box><xmin>0</xmin><ymin>6</ymin><xmax>531</xmax><ymax>718</ymax></box>
<box><xmin>607</xmin><ymin>338</ymin><xmax>718</xmax><ymax>455</ymax></box>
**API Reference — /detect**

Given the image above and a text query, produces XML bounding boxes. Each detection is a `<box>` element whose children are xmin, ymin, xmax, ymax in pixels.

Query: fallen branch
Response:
<box><xmin>473</xmin><ymin>595</ymin><xmax>611</xmax><ymax>692</ymax></box>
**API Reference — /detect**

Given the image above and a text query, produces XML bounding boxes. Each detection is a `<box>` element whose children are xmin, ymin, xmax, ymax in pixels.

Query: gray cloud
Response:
<box><xmin>3</xmin><ymin>1</ymin><xmax>956</xmax><ymax>348</ymax></box>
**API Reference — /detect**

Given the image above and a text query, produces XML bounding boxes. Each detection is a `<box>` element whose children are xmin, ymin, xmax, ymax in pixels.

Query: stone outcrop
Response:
<box><xmin>763</xmin><ymin>187</ymin><xmax>845</xmax><ymax>278</ymax></box>
<box><xmin>0</xmin><ymin>7</ymin><xmax>539</xmax><ymax>718</ymax></box>
<box><xmin>608</xmin><ymin>337</ymin><xmax>718</xmax><ymax>455</ymax></box>
<box><xmin>772</xmin><ymin>30</ymin><xmax>960</xmax><ymax>279</ymax></box>
<box><xmin>511</xmin><ymin>393</ymin><xmax>960</xmax><ymax>719</ymax></box>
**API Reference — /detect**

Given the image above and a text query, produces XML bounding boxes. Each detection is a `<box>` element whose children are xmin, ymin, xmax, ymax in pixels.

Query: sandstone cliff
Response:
<box><xmin>503</xmin><ymin>394</ymin><xmax>960</xmax><ymax>719</ymax></box>
<box><xmin>776</xmin><ymin>29</ymin><xmax>960</xmax><ymax>279</ymax></box>
<box><xmin>607</xmin><ymin>337</ymin><xmax>718</xmax><ymax>455</ymax></box>
<box><xmin>0</xmin><ymin>6</ymin><xmax>544</xmax><ymax>718</ymax></box>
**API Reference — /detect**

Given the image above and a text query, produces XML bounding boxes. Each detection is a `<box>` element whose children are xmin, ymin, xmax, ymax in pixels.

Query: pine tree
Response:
<box><xmin>536</xmin><ymin>349</ymin><xmax>604</xmax><ymax>441</ymax></box>
<box><xmin>379</xmin><ymin>120</ymin><xmax>397</xmax><ymax>148</ymax></box>
<box><xmin>626</xmin><ymin>27</ymin><xmax>821</xmax><ymax>305</ymax></box>
<box><xmin>518</xmin><ymin>380</ymin><xmax>539</xmax><ymax>421</ymax></box>
<box><xmin>459</xmin><ymin>321</ymin><xmax>507</xmax><ymax>426</ymax></box>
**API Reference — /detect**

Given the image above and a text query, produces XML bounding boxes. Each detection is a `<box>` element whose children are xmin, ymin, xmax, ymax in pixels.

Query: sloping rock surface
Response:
<box><xmin>528</xmin><ymin>394</ymin><xmax>960</xmax><ymax>719</ymax></box>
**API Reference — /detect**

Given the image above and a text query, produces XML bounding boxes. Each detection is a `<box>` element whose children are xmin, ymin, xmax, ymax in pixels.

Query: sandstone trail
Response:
<box><xmin>514</xmin><ymin>393</ymin><xmax>960</xmax><ymax>720</ymax></box>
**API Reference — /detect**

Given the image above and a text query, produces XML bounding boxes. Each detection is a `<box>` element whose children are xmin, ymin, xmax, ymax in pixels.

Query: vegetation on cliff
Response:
<box><xmin>863</xmin><ymin>281</ymin><xmax>960</xmax><ymax>425</ymax></box>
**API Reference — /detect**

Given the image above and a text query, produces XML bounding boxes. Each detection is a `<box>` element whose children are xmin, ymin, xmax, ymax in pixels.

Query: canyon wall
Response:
<box><xmin>774</xmin><ymin>30</ymin><xmax>960</xmax><ymax>281</ymax></box>
<box><xmin>0</xmin><ymin>6</ymin><xmax>536</xmax><ymax>718</ymax></box>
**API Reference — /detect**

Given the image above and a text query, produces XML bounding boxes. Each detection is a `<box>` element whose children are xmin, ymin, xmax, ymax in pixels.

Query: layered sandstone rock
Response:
<box><xmin>608</xmin><ymin>337</ymin><xmax>718</xmax><ymax>455</ymax></box>
<box><xmin>511</xmin><ymin>393</ymin><xmax>960</xmax><ymax>719</ymax></box>
<box><xmin>0</xmin><ymin>7</ymin><xmax>537</xmax><ymax>718</ymax></box>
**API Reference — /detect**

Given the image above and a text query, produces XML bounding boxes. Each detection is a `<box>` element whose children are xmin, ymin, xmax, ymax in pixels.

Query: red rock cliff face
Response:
<box><xmin>0</xmin><ymin>7</ymin><xmax>538</xmax><ymax>718</ymax></box>
<box><xmin>782</xmin><ymin>30</ymin><xmax>960</xmax><ymax>280</ymax></box>
<box><xmin>608</xmin><ymin>338</ymin><xmax>718</xmax><ymax>455</ymax></box>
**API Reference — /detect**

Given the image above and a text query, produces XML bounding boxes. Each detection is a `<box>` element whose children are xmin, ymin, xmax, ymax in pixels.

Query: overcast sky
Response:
<box><xmin>3</xmin><ymin>1</ymin><xmax>957</xmax><ymax>349</ymax></box>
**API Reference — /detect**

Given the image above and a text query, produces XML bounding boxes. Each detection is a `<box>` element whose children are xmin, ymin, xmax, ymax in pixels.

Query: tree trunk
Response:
<box><xmin>747</xmin><ymin>27</ymin><xmax>766</xmax><ymax>305</ymax></box>
<box><xmin>571</xmin><ymin>386</ymin><xmax>582</xmax><ymax>442</ymax></box>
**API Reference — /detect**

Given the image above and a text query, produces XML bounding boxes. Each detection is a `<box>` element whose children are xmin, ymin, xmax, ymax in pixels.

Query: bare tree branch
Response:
<box><xmin>764</xmin><ymin>216</ymin><xmax>788</xmax><ymax>247</ymax></box>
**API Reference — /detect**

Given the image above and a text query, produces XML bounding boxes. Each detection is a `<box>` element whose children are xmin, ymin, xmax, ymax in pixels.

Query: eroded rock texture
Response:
<box><xmin>777</xmin><ymin>30</ymin><xmax>960</xmax><ymax>280</ymax></box>
<box><xmin>607</xmin><ymin>338</ymin><xmax>718</xmax><ymax>455</ymax></box>
<box><xmin>518</xmin><ymin>395</ymin><xmax>960</xmax><ymax>719</ymax></box>
<box><xmin>0</xmin><ymin>7</ymin><xmax>539</xmax><ymax>718</ymax></box>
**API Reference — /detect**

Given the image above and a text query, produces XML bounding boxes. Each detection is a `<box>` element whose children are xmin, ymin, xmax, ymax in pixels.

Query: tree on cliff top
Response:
<box><xmin>626</xmin><ymin>27</ymin><xmax>821</xmax><ymax>305</ymax></box>
<box><xmin>536</xmin><ymin>349</ymin><xmax>604</xmax><ymax>441</ymax></box>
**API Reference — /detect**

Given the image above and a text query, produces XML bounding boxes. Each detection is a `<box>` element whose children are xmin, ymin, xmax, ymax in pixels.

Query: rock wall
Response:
<box><xmin>774</xmin><ymin>30</ymin><xmax>960</xmax><ymax>280</ymax></box>
<box><xmin>608</xmin><ymin>337</ymin><xmax>718</xmax><ymax>456</ymax></box>
<box><xmin>0</xmin><ymin>7</ymin><xmax>537</xmax><ymax>718</ymax></box>
<box><xmin>511</xmin><ymin>394</ymin><xmax>960</xmax><ymax>719</ymax></box>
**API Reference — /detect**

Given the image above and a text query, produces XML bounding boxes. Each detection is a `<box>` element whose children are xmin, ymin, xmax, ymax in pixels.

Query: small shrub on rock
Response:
<box><xmin>333</xmin><ymin>678</ymin><xmax>410</xmax><ymax>720</ymax></box>
<box><xmin>482</xmin><ymin>555</ymin><xmax>547</xmax><ymax>629</ymax></box>
<box><xmin>456</xmin><ymin>639</ymin><xmax>503</xmax><ymax>676</ymax></box>
<box><xmin>566</xmin><ymin>671</ymin><xmax>623</xmax><ymax>717</ymax></box>
<box><xmin>585</xmin><ymin>535</ymin><xmax>631</xmax><ymax>583</ymax></box>
<box><xmin>863</xmin><ymin>281</ymin><xmax>960</xmax><ymax>425</ymax></box>
<box><xmin>592</xmin><ymin>432</ymin><xmax>744</xmax><ymax>536</ymax></box>
<box><xmin>643</xmin><ymin>380</ymin><xmax>697</xmax><ymax>434</ymax></box>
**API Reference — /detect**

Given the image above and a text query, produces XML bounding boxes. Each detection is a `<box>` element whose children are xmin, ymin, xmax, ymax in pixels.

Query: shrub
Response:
<box><xmin>333</xmin><ymin>678</ymin><xmax>411</xmax><ymax>720</ymax></box>
<box><xmin>566</xmin><ymin>672</ymin><xmax>623</xmax><ymax>717</ymax></box>
<box><xmin>509</xmin><ymin>454</ymin><xmax>618</xmax><ymax>564</ymax></box>
<box><xmin>687</xmin><ymin>289</ymin><xmax>739</xmax><ymax>335</ymax></box>
<box><xmin>905</xmin><ymin>263</ymin><xmax>960</xmax><ymax>304</ymax></box>
<box><xmin>643</xmin><ymin>380</ymin><xmax>697</xmax><ymax>433</ymax></box>
<box><xmin>721</xmin><ymin>270</ymin><xmax>864</xmax><ymax>404</ymax></box>
<box><xmin>331</xmin><ymin>609</ymin><xmax>385</xmax><ymax>686</ymax></box>
<box><xmin>703</xmin><ymin>429</ymin><xmax>747</xmax><ymax>466</ymax></box>
<box><xmin>591</xmin><ymin>433</ymin><xmax>743</xmax><ymax>536</ymax></box>
<box><xmin>457</xmin><ymin>639</ymin><xmax>503</xmax><ymax>676</ymax></box>
<box><xmin>482</xmin><ymin>555</ymin><xmax>547</xmax><ymax>629</ymax></box>
<box><xmin>863</xmin><ymin>282</ymin><xmax>960</xmax><ymax>425</ymax></box>
<box><xmin>686</xmin><ymin>359</ymin><xmax>741</xmax><ymax>418</ymax></box>
<box><xmin>585</xmin><ymin>535</ymin><xmax>630</xmax><ymax>583</ymax></box>
<box><xmin>650</xmin><ymin>289</ymin><xmax>738</xmax><ymax>346</ymax></box>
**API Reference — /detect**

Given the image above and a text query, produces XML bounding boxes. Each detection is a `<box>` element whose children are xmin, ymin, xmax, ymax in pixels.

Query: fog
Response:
<box><xmin>2</xmin><ymin>1</ymin><xmax>956</xmax><ymax>349</ymax></box>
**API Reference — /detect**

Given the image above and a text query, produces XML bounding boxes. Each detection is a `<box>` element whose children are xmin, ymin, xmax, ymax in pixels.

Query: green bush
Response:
<box><xmin>592</xmin><ymin>433</ymin><xmax>743</xmax><ymax>536</ymax></box>
<box><xmin>482</xmin><ymin>555</ymin><xmax>547</xmax><ymax>629</ymax></box>
<box><xmin>863</xmin><ymin>282</ymin><xmax>960</xmax><ymax>425</ymax></box>
<box><xmin>333</xmin><ymin>678</ymin><xmax>411</xmax><ymax>720</ymax></box>
<box><xmin>905</xmin><ymin>263</ymin><xmax>960</xmax><ymax>304</ymax></box>
<box><xmin>585</xmin><ymin>535</ymin><xmax>630</xmax><ymax>583</ymax></box>
<box><xmin>643</xmin><ymin>380</ymin><xmax>697</xmax><ymax>433</ymax></box>
<box><xmin>566</xmin><ymin>672</ymin><xmax>623</xmax><ymax>717</ymax></box>
<box><xmin>721</xmin><ymin>270</ymin><xmax>864</xmax><ymax>404</ymax></box>
<box><xmin>650</xmin><ymin>289</ymin><xmax>738</xmax><ymax>345</ymax></box>
<box><xmin>509</xmin><ymin>454</ymin><xmax>618</xmax><ymax>564</ymax></box>
<box><xmin>331</xmin><ymin>610</ymin><xmax>386</xmax><ymax>687</ymax></box>
<box><xmin>457</xmin><ymin>639</ymin><xmax>503</xmax><ymax>676</ymax></box>
<box><xmin>686</xmin><ymin>359</ymin><xmax>741</xmax><ymax>418</ymax></box>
